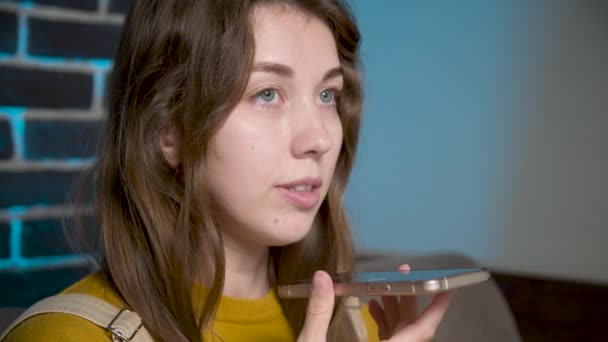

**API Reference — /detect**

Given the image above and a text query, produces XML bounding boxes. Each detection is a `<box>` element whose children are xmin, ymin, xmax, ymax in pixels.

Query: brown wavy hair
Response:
<box><xmin>92</xmin><ymin>0</ymin><xmax>363</xmax><ymax>340</ymax></box>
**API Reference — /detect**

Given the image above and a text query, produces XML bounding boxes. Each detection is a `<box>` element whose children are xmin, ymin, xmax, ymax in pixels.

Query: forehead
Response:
<box><xmin>250</xmin><ymin>4</ymin><xmax>340</xmax><ymax>69</ymax></box>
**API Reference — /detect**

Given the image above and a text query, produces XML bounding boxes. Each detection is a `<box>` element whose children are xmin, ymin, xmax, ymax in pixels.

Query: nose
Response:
<box><xmin>290</xmin><ymin>103</ymin><xmax>334</xmax><ymax>159</ymax></box>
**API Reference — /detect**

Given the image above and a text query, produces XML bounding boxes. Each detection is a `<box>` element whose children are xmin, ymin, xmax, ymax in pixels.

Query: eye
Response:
<box><xmin>256</xmin><ymin>88</ymin><xmax>278</xmax><ymax>103</ymax></box>
<box><xmin>319</xmin><ymin>89</ymin><xmax>339</xmax><ymax>104</ymax></box>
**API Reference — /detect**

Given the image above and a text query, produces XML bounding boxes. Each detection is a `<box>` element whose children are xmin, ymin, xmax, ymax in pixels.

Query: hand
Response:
<box><xmin>297</xmin><ymin>270</ymin><xmax>335</xmax><ymax>342</ymax></box>
<box><xmin>368</xmin><ymin>264</ymin><xmax>455</xmax><ymax>341</ymax></box>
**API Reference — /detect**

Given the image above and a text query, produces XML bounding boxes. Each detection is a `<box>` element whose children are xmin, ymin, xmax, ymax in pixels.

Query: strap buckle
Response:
<box><xmin>107</xmin><ymin>308</ymin><xmax>143</xmax><ymax>341</ymax></box>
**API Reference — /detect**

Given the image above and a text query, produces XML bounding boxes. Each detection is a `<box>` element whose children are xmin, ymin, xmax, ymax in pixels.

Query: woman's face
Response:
<box><xmin>206</xmin><ymin>4</ymin><xmax>344</xmax><ymax>248</ymax></box>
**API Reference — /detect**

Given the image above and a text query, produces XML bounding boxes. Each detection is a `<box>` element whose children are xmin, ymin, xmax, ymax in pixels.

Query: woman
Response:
<box><xmin>3</xmin><ymin>0</ymin><xmax>453</xmax><ymax>341</ymax></box>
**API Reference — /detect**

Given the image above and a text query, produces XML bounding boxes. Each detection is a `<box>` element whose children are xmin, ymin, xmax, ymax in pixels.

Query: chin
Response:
<box><xmin>266</xmin><ymin>220</ymin><xmax>315</xmax><ymax>247</ymax></box>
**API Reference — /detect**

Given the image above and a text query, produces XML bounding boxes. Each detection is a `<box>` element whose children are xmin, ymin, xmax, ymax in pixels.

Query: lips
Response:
<box><xmin>276</xmin><ymin>177</ymin><xmax>322</xmax><ymax>209</ymax></box>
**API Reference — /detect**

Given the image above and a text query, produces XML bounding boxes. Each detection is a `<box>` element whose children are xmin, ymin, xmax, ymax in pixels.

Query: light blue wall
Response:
<box><xmin>346</xmin><ymin>1</ymin><xmax>608</xmax><ymax>283</ymax></box>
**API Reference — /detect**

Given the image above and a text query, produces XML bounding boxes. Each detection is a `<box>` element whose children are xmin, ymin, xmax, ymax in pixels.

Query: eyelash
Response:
<box><xmin>251</xmin><ymin>87</ymin><xmax>342</xmax><ymax>107</ymax></box>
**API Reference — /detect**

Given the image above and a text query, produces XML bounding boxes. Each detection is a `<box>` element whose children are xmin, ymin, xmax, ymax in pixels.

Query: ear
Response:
<box><xmin>159</xmin><ymin>123</ymin><xmax>180</xmax><ymax>168</ymax></box>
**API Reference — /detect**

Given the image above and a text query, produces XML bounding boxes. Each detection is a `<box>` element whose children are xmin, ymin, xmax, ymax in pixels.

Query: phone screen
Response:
<box><xmin>343</xmin><ymin>268</ymin><xmax>484</xmax><ymax>284</ymax></box>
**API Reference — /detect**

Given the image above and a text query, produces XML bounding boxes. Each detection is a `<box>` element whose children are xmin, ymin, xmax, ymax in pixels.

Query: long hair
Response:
<box><xmin>91</xmin><ymin>0</ymin><xmax>363</xmax><ymax>340</ymax></box>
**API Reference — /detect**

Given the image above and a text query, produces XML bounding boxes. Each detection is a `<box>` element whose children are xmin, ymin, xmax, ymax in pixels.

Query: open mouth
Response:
<box><xmin>276</xmin><ymin>178</ymin><xmax>322</xmax><ymax>209</ymax></box>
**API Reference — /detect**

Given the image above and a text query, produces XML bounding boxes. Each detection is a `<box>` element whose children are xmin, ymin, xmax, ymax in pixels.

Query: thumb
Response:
<box><xmin>298</xmin><ymin>271</ymin><xmax>335</xmax><ymax>342</ymax></box>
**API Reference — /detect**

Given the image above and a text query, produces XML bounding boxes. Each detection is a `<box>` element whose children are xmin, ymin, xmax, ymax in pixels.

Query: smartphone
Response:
<box><xmin>278</xmin><ymin>267</ymin><xmax>490</xmax><ymax>298</ymax></box>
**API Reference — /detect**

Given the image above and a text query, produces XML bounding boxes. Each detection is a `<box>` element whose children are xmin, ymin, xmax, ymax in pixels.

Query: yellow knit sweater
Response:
<box><xmin>3</xmin><ymin>272</ymin><xmax>379</xmax><ymax>341</ymax></box>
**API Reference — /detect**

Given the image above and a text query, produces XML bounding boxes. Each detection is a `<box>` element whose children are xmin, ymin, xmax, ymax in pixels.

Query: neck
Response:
<box><xmin>221</xmin><ymin>232</ymin><xmax>270</xmax><ymax>299</ymax></box>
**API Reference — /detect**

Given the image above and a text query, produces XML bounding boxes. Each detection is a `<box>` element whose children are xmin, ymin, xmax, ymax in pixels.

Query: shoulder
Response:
<box><xmin>60</xmin><ymin>270</ymin><xmax>125</xmax><ymax>308</ymax></box>
<box><xmin>2</xmin><ymin>271</ymin><xmax>124</xmax><ymax>342</ymax></box>
<box><xmin>2</xmin><ymin>310</ymin><xmax>112</xmax><ymax>342</ymax></box>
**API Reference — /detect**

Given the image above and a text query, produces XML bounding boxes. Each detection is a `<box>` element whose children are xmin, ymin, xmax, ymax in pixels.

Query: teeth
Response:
<box><xmin>290</xmin><ymin>184</ymin><xmax>312</xmax><ymax>192</ymax></box>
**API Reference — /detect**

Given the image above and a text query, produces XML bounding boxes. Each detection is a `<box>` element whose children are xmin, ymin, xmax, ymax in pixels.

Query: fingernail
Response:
<box><xmin>313</xmin><ymin>271</ymin><xmax>328</xmax><ymax>291</ymax></box>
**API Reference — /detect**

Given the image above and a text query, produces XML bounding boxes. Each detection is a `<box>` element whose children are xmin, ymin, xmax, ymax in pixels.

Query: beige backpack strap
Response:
<box><xmin>1</xmin><ymin>293</ymin><xmax>154</xmax><ymax>342</ymax></box>
<box><xmin>344</xmin><ymin>296</ymin><xmax>368</xmax><ymax>342</ymax></box>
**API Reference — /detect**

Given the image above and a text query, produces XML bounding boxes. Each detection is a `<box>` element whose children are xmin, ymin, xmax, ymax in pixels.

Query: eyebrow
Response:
<box><xmin>251</xmin><ymin>62</ymin><xmax>343</xmax><ymax>82</ymax></box>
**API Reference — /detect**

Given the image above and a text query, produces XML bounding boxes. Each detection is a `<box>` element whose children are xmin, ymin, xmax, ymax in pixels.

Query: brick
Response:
<box><xmin>103</xmin><ymin>69</ymin><xmax>113</xmax><ymax>107</ymax></box>
<box><xmin>25</xmin><ymin>120</ymin><xmax>102</xmax><ymax>159</ymax></box>
<box><xmin>0</xmin><ymin>119</ymin><xmax>13</xmax><ymax>159</ymax></box>
<box><xmin>109</xmin><ymin>0</ymin><xmax>134</xmax><ymax>14</ymax></box>
<box><xmin>2</xmin><ymin>0</ymin><xmax>98</xmax><ymax>11</ymax></box>
<box><xmin>0</xmin><ymin>264</ymin><xmax>95</xmax><ymax>306</ymax></box>
<box><xmin>21</xmin><ymin>218</ymin><xmax>69</xmax><ymax>258</ymax></box>
<box><xmin>21</xmin><ymin>216</ymin><xmax>97</xmax><ymax>257</ymax></box>
<box><xmin>28</xmin><ymin>17</ymin><xmax>122</xmax><ymax>59</ymax></box>
<box><xmin>0</xmin><ymin>170</ymin><xmax>93</xmax><ymax>208</ymax></box>
<box><xmin>0</xmin><ymin>222</ymin><xmax>9</xmax><ymax>259</ymax></box>
<box><xmin>38</xmin><ymin>0</ymin><xmax>98</xmax><ymax>11</ymax></box>
<box><xmin>0</xmin><ymin>10</ymin><xmax>18</xmax><ymax>54</ymax></box>
<box><xmin>0</xmin><ymin>65</ymin><xmax>93</xmax><ymax>109</ymax></box>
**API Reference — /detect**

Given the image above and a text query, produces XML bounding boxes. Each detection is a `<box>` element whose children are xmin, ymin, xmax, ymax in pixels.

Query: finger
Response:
<box><xmin>398</xmin><ymin>264</ymin><xmax>411</xmax><ymax>273</ymax></box>
<box><xmin>381</xmin><ymin>295</ymin><xmax>400</xmax><ymax>331</ymax></box>
<box><xmin>398</xmin><ymin>295</ymin><xmax>417</xmax><ymax>327</ymax></box>
<box><xmin>417</xmin><ymin>291</ymin><xmax>456</xmax><ymax>329</ymax></box>
<box><xmin>297</xmin><ymin>271</ymin><xmax>335</xmax><ymax>342</ymax></box>
<box><xmin>368</xmin><ymin>299</ymin><xmax>390</xmax><ymax>341</ymax></box>
<box><xmin>391</xmin><ymin>291</ymin><xmax>456</xmax><ymax>341</ymax></box>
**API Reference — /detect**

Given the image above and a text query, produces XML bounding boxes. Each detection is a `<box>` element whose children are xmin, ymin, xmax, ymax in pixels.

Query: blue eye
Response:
<box><xmin>319</xmin><ymin>89</ymin><xmax>337</xmax><ymax>104</ymax></box>
<box><xmin>257</xmin><ymin>88</ymin><xmax>277</xmax><ymax>103</ymax></box>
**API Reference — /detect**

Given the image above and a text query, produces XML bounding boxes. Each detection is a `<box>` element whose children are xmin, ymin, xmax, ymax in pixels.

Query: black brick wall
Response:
<box><xmin>0</xmin><ymin>119</ymin><xmax>13</xmax><ymax>159</ymax></box>
<box><xmin>3</xmin><ymin>0</ymin><xmax>99</xmax><ymax>12</ymax></box>
<box><xmin>25</xmin><ymin>120</ymin><xmax>102</xmax><ymax>159</ymax></box>
<box><xmin>0</xmin><ymin>10</ymin><xmax>18</xmax><ymax>54</ymax></box>
<box><xmin>103</xmin><ymin>69</ymin><xmax>113</xmax><ymax>106</ymax></box>
<box><xmin>0</xmin><ymin>65</ymin><xmax>93</xmax><ymax>109</ymax></box>
<box><xmin>0</xmin><ymin>223</ymin><xmax>9</xmax><ymax>259</ymax></box>
<box><xmin>35</xmin><ymin>0</ymin><xmax>99</xmax><ymax>11</ymax></box>
<box><xmin>0</xmin><ymin>265</ymin><xmax>95</xmax><ymax>307</ymax></box>
<box><xmin>0</xmin><ymin>170</ymin><xmax>91</xmax><ymax>208</ymax></box>
<box><xmin>21</xmin><ymin>217</ymin><xmax>97</xmax><ymax>257</ymax></box>
<box><xmin>0</xmin><ymin>0</ymin><xmax>130</xmax><ymax>307</ymax></box>
<box><xmin>29</xmin><ymin>18</ymin><xmax>122</xmax><ymax>59</ymax></box>
<box><xmin>109</xmin><ymin>0</ymin><xmax>134</xmax><ymax>15</ymax></box>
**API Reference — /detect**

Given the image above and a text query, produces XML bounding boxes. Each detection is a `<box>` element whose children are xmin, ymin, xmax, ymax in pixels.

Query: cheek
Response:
<box><xmin>336</xmin><ymin>123</ymin><xmax>344</xmax><ymax>147</ymax></box>
<box><xmin>324</xmin><ymin>116</ymin><xmax>344</xmax><ymax>180</ymax></box>
<box><xmin>209</xmin><ymin>116</ymin><xmax>271</xmax><ymax>173</ymax></box>
<box><xmin>207</xmin><ymin>130</ymin><xmax>279</xmax><ymax>200</ymax></box>
<box><xmin>329</xmin><ymin>116</ymin><xmax>344</xmax><ymax>154</ymax></box>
